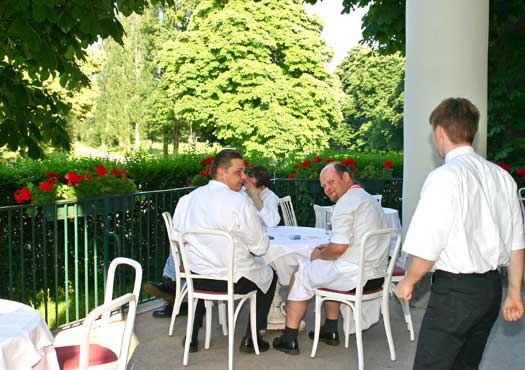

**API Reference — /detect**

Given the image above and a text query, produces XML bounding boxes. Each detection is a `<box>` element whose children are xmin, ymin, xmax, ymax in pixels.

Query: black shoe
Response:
<box><xmin>182</xmin><ymin>336</ymin><xmax>199</xmax><ymax>353</ymax></box>
<box><xmin>152</xmin><ymin>303</ymin><xmax>173</xmax><ymax>318</ymax></box>
<box><xmin>144</xmin><ymin>280</ymin><xmax>176</xmax><ymax>303</ymax></box>
<box><xmin>272</xmin><ymin>335</ymin><xmax>300</xmax><ymax>355</ymax></box>
<box><xmin>239</xmin><ymin>336</ymin><xmax>270</xmax><ymax>353</ymax></box>
<box><xmin>308</xmin><ymin>330</ymin><xmax>340</xmax><ymax>345</ymax></box>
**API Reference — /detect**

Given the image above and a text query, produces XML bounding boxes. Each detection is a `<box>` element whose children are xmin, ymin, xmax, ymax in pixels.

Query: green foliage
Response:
<box><xmin>159</xmin><ymin>0</ymin><xmax>343</xmax><ymax>158</ymax></box>
<box><xmin>0</xmin><ymin>0</ymin><xmax>173</xmax><ymax>158</ymax></box>
<box><xmin>335</xmin><ymin>47</ymin><xmax>404</xmax><ymax>150</ymax></box>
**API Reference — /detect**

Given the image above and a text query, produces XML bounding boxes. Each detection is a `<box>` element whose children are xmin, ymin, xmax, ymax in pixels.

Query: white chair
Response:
<box><xmin>279</xmin><ymin>195</ymin><xmax>297</xmax><ymax>226</ymax></box>
<box><xmin>179</xmin><ymin>228</ymin><xmax>260</xmax><ymax>370</ymax></box>
<box><xmin>519</xmin><ymin>187</ymin><xmax>525</xmax><ymax>219</ymax></box>
<box><xmin>313</xmin><ymin>204</ymin><xmax>334</xmax><ymax>229</ymax></box>
<box><xmin>391</xmin><ymin>266</ymin><xmax>415</xmax><ymax>341</ymax></box>
<box><xmin>162</xmin><ymin>212</ymin><xmax>227</xmax><ymax>339</ymax></box>
<box><xmin>55</xmin><ymin>257</ymin><xmax>142</xmax><ymax>370</ymax></box>
<box><xmin>372</xmin><ymin>194</ymin><xmax>383</xmax><ymax>205</ymax></box>
<box><xmin>310</xmin><ymin>228</ymin><xmax>402</xmax><ymax>370</ymax></box>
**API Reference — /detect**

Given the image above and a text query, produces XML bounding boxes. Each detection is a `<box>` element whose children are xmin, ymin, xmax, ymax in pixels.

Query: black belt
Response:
<box><xmin>433</xmin><ymin>269</ymin><xmax>499</xmax><ymax>282</ymax></box>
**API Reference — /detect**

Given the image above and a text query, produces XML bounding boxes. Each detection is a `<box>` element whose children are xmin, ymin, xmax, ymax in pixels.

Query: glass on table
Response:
<box><xmin>325</xmin><ymin>212</ymin><xmax>332</xmax><ymax>235</ymax></box>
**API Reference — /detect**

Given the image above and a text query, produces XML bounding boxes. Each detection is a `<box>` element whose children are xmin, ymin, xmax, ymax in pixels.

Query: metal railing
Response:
<box><xmin>0</xmin><ymin>179</ymin><xmax>402</xmax><ymax>328</ymax></box>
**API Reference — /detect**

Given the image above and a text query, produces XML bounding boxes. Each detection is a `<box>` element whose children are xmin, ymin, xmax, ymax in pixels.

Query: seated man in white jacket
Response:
<box><xmin>172</xmin><ymin>149</ymin><xmax>278</xmax><ymax>353</ymax></box>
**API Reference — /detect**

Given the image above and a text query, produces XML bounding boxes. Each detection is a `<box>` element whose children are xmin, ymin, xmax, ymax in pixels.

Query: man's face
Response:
<box><xmin>217</xmin><ymin>158</ymin><xmax>246</xmax><ymax>191</ymax></box>
<box><xmin>320</xmin><ymin>167</ymin><xmax>352</xmax><ymax>202</ymax></box>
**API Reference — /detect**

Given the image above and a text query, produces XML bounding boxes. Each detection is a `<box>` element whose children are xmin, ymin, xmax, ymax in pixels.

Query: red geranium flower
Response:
<box><xmin>200</xmin><ymin>169</ymin><xmax>210</xmax><ymax>177</ymax></box>
<box><xmin>94</xmin><ymin>164</ymin><xmax>108</xmax><ymax>175</ymax></box>
<box><xmin>313</xmin><ymin>156</ymin><xmax>322</xmax><ymax>163</ymax></box>
<box><xmin>64</xmin><ymin>171</ymin><xmax>83</xmax><ymax>186</ymax></box>
<box><xmin>39</xmin><ymin>179</ymin><xmax>53</xmax><ymax>192</ymax></box>
<box><xmin>341</xmin><ymin>158</ymin><xmax>355</xmax><ymax>166</ymax></box>
<box><xmin>301</xmin><ymin>159</ymin><xmax>311</xmax><ymax>167</ymax></box>
<box><xmin>326</xmin><ymin>158</ymin><xmax>335</xmax><ymax>163</ymax></box>
<box><xmin>14</xmin><ymin>186</ymin><xmax>32</xmax><ymax>203</ymax></box>
<box><xmin>516</xmin><ymin>166</ymin><xmax>525</xmax><ymax>177</ymax></box>
<box><xmin>288</xmin><ymin>172</ymin><xmax>296</xmax><ymax>179</ymax></box>
<box><xmin>244</xmin><ymin>160</ymin><xmax>250</xmax><ymax>167</ymax></box>
<box><xmin>384</xmin><ymin>160</ymin><xmax>393</xmax><ymax>169</ymax></box>
<box><xmin>292</xmin><ymin>164</ymin><xmax>299</xmax><ymax>169</ymax></box>
<box><xmin>112</xmin><ymin>168</ymin><xmax>121</xmax><ymax>177</ymax></box>
<box><xmin>85</xmin><ymin>173</ymin><xmax>92</xmax><ymax>180</ymax></box>
<box><xmin>496</xmin><ymin>162</ymin><xmax>510</xmax><ymax>171</ymax></box>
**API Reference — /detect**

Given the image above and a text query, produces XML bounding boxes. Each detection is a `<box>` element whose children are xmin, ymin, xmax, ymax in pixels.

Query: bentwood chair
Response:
<box><xmin>278</xmin><ymin>195</ymin><xmax>298</xmax><ymax>226</ymax></box>
<box><xmin>162</xmin><ymin>212</ymin><xmax>227</xmax><ymax>339</ymax></box>
<box><xmin>179</xmin><ymin>228</ymin><xmax>260</xmax><ymax>370</ymax></box>
<box><xmin>313</xmin><ymin>204</ymin><xmax>334</xmax><ymax>229</ymax></box>
<box><xmin>55</xmin><ymin>257</ymin><xmax>142</xmax><ymax>370</ymax></box>
<box><xmin>519</xmin><ymin>187</ymin><xmax>525</xmax><ymax>219</ymax></box>
<box><xmin>391</xmin><ymin>266</ymin><xmax>415</xmax><ymax>341</ymax></box>
<box><xmin>310</xmin><ymin>229</ymin><xmax>402</xmax><ymax>370</ymax></box>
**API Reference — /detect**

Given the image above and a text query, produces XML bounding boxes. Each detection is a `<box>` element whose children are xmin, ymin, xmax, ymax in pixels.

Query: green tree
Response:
<box><xmin>335</xmin><ymin>47</ymin><xmax>404</xmax><ymax>150</ymax></box>
<box><xmin>308</xmin><ymin>0</ymin><xmax>525</xmax><ymax>166</ymax></box>
<box><xmin>159</xmin><ymin>0</ymin><xmax>343</xmax><ymax>158</ymax></box>
<box><xmin>0</xmin><ymin>0</ymin><xmax>172</xmax><ymax>158</ymax></box>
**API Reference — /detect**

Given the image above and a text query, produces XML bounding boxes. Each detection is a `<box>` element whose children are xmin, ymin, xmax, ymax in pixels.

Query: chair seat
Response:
<box><xmin>393</xmin><ymin>266</ymin><xmax>405</xmax><ymax>276</ymax></box>
<box><xmin>319</xmin><ymin>287</ymin><xmax>383</xmax><ymax>295</ymax></box>
<box><xmin>180</xmin><ymin>265</ymin><xmax>185</xmax><ymax>273</ymax></box>
<box><xmin>195</xmin><ymin>289</ymin><xmax>227</xmax><ymax>295</ymax></box>
<box><xmin>56</xmin><ymin>344</ymin><xmax>118</xmax><ymax>370</ymax></box>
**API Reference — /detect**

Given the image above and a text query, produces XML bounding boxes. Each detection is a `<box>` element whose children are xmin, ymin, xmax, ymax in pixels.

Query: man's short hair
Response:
<box><xmin>210</xmin><ymin>149</ymin><xmax>243</xmax><ymax>179</ymax></box>
<box><xmin>321</xmin><ymin>162</ymin><xmax>352</xmax><ymax>179</ymax></box>
<box><xmin>429</xmin><ymin>97</ymin><xmax>479</xmax><ymax>144</ymax></box>
<box><xmin>247</xmin><ymin>166</ymin><xmax>271</xmax><ymax>188</ymax></box>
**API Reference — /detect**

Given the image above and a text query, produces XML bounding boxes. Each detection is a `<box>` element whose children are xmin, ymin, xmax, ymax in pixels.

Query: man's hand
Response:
<box><xmin>502</xmin><ymin>295</ymin><xmax>524</xmax><ymax>322</ymax></box>
<box><xmin>395</xmin><ymin>277</ymin><xmax>415</xmax><ymax>300</ymax></box>
<box><xmin>310</xmin><ymin>244</ymin><xmax>327</xmax><ymax>261</ymax></box>
<box><xmin>244</xmin><ymin>180</ymin><xmax>261</xmax><ymax>198</ymax></box>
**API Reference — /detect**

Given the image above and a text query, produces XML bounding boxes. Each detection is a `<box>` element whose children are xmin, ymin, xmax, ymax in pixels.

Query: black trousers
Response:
<box><xmin>413</xmin><ymin>269</ymin><xmax>502</xmax><ymax>370</ymax></box>
<box><xmin>191</xmin><ymin>270</ymin><xmax>278</xmax><ymax>339</ymax></box>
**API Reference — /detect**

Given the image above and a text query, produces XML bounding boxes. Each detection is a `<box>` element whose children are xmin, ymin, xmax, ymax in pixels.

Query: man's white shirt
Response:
<box><xmin>172</xmin><ymin>180</ymin><xmax>274</xmax><ymax>292</ymax></box>
<box><xmin>403</xmin><ymin>146</ymin><xmax>525</xmax><ymax>273</ymax></box>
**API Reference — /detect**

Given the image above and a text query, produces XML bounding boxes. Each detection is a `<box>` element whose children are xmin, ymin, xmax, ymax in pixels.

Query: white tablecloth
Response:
<box><xmin>263</xmin><ymin>226</ymin><xmax>328</xmax><ymax>285</ymax></box>
<box><xmin>0</xmin><ymin>300</ymin><xmax>59</xmax><ymax>370</ymax></box>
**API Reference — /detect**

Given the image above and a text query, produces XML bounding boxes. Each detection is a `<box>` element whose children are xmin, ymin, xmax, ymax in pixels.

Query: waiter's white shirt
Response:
<box><xmin>172</xmin><ymin>180</ymin><xmax>274</xmax><ymax>293</ymax></box>
<box><xmin>330</xmin><ymin>186</ymin><xmax>390</xmax><ymax>281</ymax></box>
<box><xmin>242</xmin><ymin>187</ymin><xmax>281</xmax><ymax>228</ymax></box>
<box><xmin>403</xmin><ymin>146</ymin><xmax>525</xmax><ymax>274</ymax></box>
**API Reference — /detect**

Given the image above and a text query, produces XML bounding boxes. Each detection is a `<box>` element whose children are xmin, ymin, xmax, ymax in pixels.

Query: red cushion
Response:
<box><xmin>319</xmin><ymin>287</ymin><xmax>383</xmax><ymax>295</ymax></box>
<box><xmin>179</xmin><ymin>265</ymin><xmax>185</xmax><ymax>273</ymax></box>
<box><xmin>393</xmin><ymin>266</ymin><xmax>406</xmax><ymax>276</ymax></box>
<box><xmin>56</xmin><ymin>344</ymin><xmax>118</xmax><ymax>370</ymax></box>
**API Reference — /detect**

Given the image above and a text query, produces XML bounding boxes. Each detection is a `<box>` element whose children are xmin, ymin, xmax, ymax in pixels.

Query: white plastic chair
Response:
<box><xmin>391</xmin><ymin>266</ymin><xmax>415</xmax><ymax>341</ymax></box>
<box><xmin>372</xmin><ymin>194</ymin><xmax>383</xmax><ymax>205</ymax></box>
<box><xmin>519</xmin><ymin>187</ymin><xmax>525</xmax><ymax>219</ymax></box>
<box><xmin>179</xmin><ymin>228</ymin><xmax>260</xmax><ymax>370</ymax></box>
<box><xmin>55</xmin><ymin>257</ymin><xmax>142</xmax><ymax>370</ymax></box>
<box><xmin>313</xmin><ymin>204</ymin><xmax>334</xmax><ymax>229</ymax></box>
<box><xmin>310</xmin><ymin>228</ymin><xmax>402</xmax><ymax>370</ymax></box>
<box><xmin>162</xmin><ymin>212</ymin><xmax>228</xmax><ymax>339</ymax></box>
<box><xmin>278</xmin><ymin>195</ymin><xmax>297</xmax><ymax>226</ymax></box>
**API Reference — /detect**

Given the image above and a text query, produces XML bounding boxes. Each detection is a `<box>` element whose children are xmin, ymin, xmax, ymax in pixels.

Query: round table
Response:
<box><xmin>0</xmin><ymin>300</ymin><xmax>59</xmax><ymax>370</ymax></box>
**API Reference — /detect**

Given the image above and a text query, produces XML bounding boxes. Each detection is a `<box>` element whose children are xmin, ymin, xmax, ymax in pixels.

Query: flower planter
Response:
<box><xmin>43</xmin><ymin>204</ymin><xmax>87</xmax><ymax>221</ymax></box>
<box><xmin>42</xmin><ymin>196</ymin><xmax>135</xmax><ymax>221</ymax></box>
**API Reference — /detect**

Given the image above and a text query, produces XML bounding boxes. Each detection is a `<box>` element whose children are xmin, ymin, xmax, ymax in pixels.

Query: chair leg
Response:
<box><xmin>183</xmin><ymin>298</ymin><xmax>197</xmax><ymax>366</ymax></box>
<box><xmin>382</xmin><ymin>295</ymin><xmax>396</xmax><ymax>361</ymax></box>
<box><xmin>249</xmin><ymin>295</ymin><xmax>260</xmax><ymax>355</ymax></box>
<box><xmin>228</xmin><ymin>300</ymin><xmax>235</xmax><ymax>370</ymax></box>
<box><xmin>219</xmin><ymin>302</ymin><xmax>228</xmax><ymax>336</ymax></box>
<box><xmin>205</xmin><ymin>301</ymin><xmax>213</xmax><ymax>349</ymax></box>
<box><xmin>354</xmin><ymin>310</ymin><xmax>364</xmax><ymax>370</ymax></box>
<box><xmin>344</xmin><ymin>305</ymin><xmax>351</xmax><ymax>348</ymax></box>
<box><xmin>310</xmin><ymin>295</ymin><xmax>322</xmax><ymax>357</ymax></box>
<box><xmin>169</xmin><ymin>281</ymin><xmax>187</xmax><ymax>336</ymax></box>
<box><xmin>398</xmin><ymin>297</ymin><xmax>415</xmax><ymax>341</ymax></box>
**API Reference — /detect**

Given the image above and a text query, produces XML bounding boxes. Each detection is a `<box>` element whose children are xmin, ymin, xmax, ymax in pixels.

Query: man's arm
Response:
<box><xmin>502</xmin><ymin>249</ymin><xmax>524</xmax><ymax>321</ymax></box>
<box><xmin>310</xmin><ymin>243</ymin><xmax>348</xmax><ymax>261</ymax></box>
<box><xmin>395</xmin><ymin>256</ymin><xmax>435</xmax><ymax>300</ymax></box>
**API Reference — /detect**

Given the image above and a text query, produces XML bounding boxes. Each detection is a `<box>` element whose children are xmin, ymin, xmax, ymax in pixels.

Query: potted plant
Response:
<box><xmin>13</xmin><ymin>164</ymin><xmax>138</xmax><ymax>220</ymax></box>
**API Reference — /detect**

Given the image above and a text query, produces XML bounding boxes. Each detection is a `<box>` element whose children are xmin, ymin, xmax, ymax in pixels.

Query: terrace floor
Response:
<box><xmin>125</xmin><ymin>285</ymin><xmax>525</xmax><ymax>370</ymax></box>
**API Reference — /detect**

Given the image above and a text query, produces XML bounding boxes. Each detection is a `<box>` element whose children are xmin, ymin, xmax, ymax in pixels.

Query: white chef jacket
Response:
<box><xmin>403</xmin><ymin>146</ymin><xmax>525</xmax><ymax>274</ymax></box>
<box><xmin>172</xmin><ymin>180</ymin><xmax>274</xmax><ymax>293</ymax></box>
<box><xmin>242</xmin><ymin>187</ymin><xmax>281</xmax><ymax>228</ymax></box>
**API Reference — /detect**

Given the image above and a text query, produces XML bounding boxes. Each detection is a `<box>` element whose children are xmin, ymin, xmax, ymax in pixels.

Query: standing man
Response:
<box><xmin>272</xmin><ymin>162</ymin><xmax>390</xmax><ymax>354</ymax></box>
<box><xmin>172</xmin><ymin>149</ymin><xmax>278</xmax><ymax>353</ymax></box>
<box><xmin>244</xmin><ymin>165</ymin><xmax>281</xmax><ymax>228</ymax></box>
<box><xmin>396</xmin><ymin>97</ymin><xmax>525</xmax><ymax>370</ymax></box>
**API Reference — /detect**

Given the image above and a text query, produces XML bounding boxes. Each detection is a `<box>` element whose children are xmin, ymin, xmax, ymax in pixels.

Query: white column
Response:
<box><xmin>402</xmin><ymin>0</ymin><xmax>489</xmax><ymax>231</ymax></box>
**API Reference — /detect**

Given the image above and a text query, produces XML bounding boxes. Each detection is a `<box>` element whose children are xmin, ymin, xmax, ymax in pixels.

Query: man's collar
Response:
<box><xmin>445</xmin><ymin>145</ymin><xmax>475</xmax><ymax>163</ymax></box>
<box><xmin>209</xmin><ymin>180</ymin><xmax>230</xmax><ymax>190</ymax></box>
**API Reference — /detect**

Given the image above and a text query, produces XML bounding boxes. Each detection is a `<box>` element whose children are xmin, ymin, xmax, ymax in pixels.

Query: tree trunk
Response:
<box><xmin>173</xmin><ymin>121</ymin><xmax>180</xmax><ymax>156</ymax></box>
<box><xmin>134</xmin><ymin>122</ymin><xmax>141</xmax><ymax>151</ymax></box>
